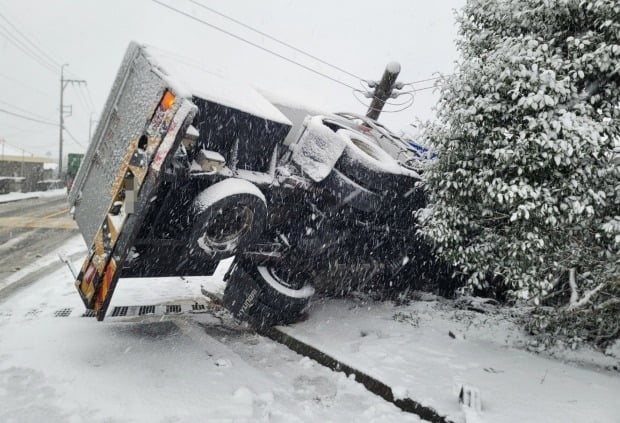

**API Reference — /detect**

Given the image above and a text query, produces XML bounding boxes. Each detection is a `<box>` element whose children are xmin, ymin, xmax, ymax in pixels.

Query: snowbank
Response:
<box><xmin>0</xmin><ymin>188</ymin><xmax>67</xmax><ymax>204</ymax></box>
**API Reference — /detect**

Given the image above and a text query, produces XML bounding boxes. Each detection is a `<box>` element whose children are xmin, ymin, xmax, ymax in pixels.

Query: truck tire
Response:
<box><xmin>222</xmin><ymin>259</ymin><xmax>314</xmax><ymax>329</ymax></box>
<box><xmin>334</xmin><ymin>129</ymin><xmax>414</xmax><ymax>193</ymax></box>
<box><xmin>189</xmin><ymin>178</ymin><xmax>267</xmax><ymax>260</ymax></box>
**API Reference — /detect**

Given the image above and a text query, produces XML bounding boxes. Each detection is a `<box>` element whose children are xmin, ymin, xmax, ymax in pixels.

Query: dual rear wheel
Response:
<box><xmin>190</xmin><ymin>178</ymin><xmax>314</xmax><ymax>327</ymax></box>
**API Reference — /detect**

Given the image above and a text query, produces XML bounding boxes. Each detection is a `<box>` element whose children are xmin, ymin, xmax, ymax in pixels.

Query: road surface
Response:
<box><xmin>0</xmin><ymin>194</ymin><xmax>77</xmax><ymax>292</ymax></box>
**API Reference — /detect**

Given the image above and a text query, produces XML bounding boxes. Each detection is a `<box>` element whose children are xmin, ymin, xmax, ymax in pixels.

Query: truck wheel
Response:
<box><xmin>190</xmin><ymin>179</ymin><xmax>267</xmax><ymax>260</ymax></box>
<box><xmin>334</xmin><ymin>129</ymin><xmax>415</xmax><ymax>193</ymax></box>
<box><xmin>222</xmin><ymin>259</ymin><xmax>314</xmax><ymax>329</ymax></box>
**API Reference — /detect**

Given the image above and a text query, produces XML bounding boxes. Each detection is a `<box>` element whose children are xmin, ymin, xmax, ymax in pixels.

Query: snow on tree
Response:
<box><xmin>418</xmin><ymin>0</ymin><xmax>619</xmax><ymax>327</ymax></box>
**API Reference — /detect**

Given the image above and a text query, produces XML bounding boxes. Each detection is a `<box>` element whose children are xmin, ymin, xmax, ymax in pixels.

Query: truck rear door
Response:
<box><xmin>68</xmin><ymin>43</ymin><xmax>197</xmax><ymax>320</ymax></box>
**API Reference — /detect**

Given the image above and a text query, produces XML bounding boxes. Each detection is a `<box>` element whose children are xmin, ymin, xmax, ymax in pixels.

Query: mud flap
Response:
<box><xmin>222</xmin><ymin>266</ymin><xmax>278</xmax><ymax>329</ymax></box>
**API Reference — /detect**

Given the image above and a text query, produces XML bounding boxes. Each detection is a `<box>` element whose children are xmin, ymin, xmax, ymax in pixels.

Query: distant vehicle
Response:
<box><xmin>68</xmin><ymin>42</ymin><xmax>430</xmax><ymax>326</ymax></box>
<box><xmin>35</xmin><ymin>179</ymin><xmax>64</xmax><ymax>191</ymax></box>
<box><xmin>0</xmin><ymin>176</ymin><xmax>25</xmax><ymax>194</ymax></box>
<box><xmin>66</xmin><ymin>153</ymin><xmax>84</xmax><ymax>192</ymax></box>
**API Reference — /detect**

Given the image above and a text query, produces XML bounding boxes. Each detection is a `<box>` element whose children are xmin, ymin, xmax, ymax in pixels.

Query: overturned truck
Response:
<box><xmin>68</xmin><ymin>42</ymin><xmax>433</xmax><ymax>326</ymax></box>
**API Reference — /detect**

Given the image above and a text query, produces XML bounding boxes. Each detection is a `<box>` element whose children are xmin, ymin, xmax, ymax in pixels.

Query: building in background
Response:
<box><xmin>0</xmin><ymin>138</ymin><xmax>59</xmax><ymax>193</ymax></box>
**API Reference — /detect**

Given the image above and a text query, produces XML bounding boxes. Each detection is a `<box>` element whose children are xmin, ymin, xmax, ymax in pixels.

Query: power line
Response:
<box><xmin>386</xmin><ymin>85</ymin><xmax>437</xmax><ymax>96</ymax></box>
<box><xmin>402</xmin><ymin>76</ymin><xmax>445</xmax><ymax>85</ymax></box>
<box><xmin>188</xmin><ymin>0</ymin><xmax>363</xmax><ymax>82</ymax></box>
<box><xmin>353</xmin><ymin>88</ymin><xmax>415</xmax><ymax>107</ymax></box>
<box><xmin>0</xmin><ymin>100</ymin><xmax>54</xmax><ymax>121</ymax></box>
<box><xmin>0</xmin><ymin>21</ymin><xmax>58</xmax><ymax>73</ymax></box>
<box><xmin>144</xmin><ymin>44</ymin><xmax>231</xmax><ymax>79</ymax></box>
<box><xmin>151</xmin><ymin>0</ymin><xmax>358</xmax><ymax>91</ymax></box>
<box><xmin>0</xmin><ymin>71</ymin><xmax>54</xmax><ymax>98</ymax></box>
<box><xmin>63</xmin><ymin>126</ymin><xmax>86</xmax><ymax>148</ymax></box>
<box><xmin>61</xmin><ymin>69</ymin><xmax>96</xmax><ymax>111</ymax></box>
<box><xmin>0</xmin><ymin>23</ymin><xmax>58</xmax><ymax>75</ymax></box>
<box><xmin>73</xmin><ymin>86</ymin><xmax>92</xmax><ymax>113</ymax></box>
<box><xmin>189</xmin><ymin>2</ymin><xmax>449</xmax><ymax>92</ymax></box>
<box><xmin>0</xmin><ymin>138</ymin><xmax>38</xmax><ymax>156</ymax></box>
<box><xmin>81</xmin><ymin>84</ymin><xmax>97</xmax><ymax>111</ymax></box>
<box><xmin>410</xmin><ymin>85</ymin><xmax>435</xmax><ymax>92</ymax></box>
<box><xmin>351</xmin><ymin>83</ymin><xmax>438</xmax><ymax>115</ymax></box>
<box><xmin>0</xmin><ymin>107</ymin><xmax>58</xmax><ymax>127</ymax></box>
<box><xmin>362</xmin><ymin>75</ymin><xmax>446</xmax><ymax>90</ymax></box>
<box><xmin>72</xmin><ymin>83</ymin><xmax>90</xmax><ymax>112</ymax></box>
<box><xmin>352</xmin><ymin>90</ymin><xmax>415</xmax><ymax>113</ymax></box>
<box><xmin>1</xmin><ymin>126</ymin><xmax>53</xmax><ymax>145</ymax></box>
<box><xmin>0</xmin><ymin>8</ymin><xmax>61</xmax><ymax>69</ymax></box>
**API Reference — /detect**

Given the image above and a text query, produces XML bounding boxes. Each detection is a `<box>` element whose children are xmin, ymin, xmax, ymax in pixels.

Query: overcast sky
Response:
<box><xmin>0</xmin><ymin>0</ymin><xmax>464</xmax><ymax>161</ymax></box>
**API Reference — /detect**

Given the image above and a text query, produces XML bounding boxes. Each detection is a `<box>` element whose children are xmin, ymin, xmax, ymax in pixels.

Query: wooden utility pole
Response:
<box><xmin>58</xmin><ymin>64</ymin><xmax>66</xmax><ymax>179</ymax></box>
<box><xmin>366</xmin><ymin>62</ymin><xmax>401</xmax><ymax>121</ymax></box>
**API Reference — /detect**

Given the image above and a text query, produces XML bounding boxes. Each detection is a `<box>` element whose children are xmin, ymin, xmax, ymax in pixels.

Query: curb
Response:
<box><xmin>0</xmin><ymin>195</ymin><xmax>41</xmax><ymax>205</ymax></box>
<box><xmin>262</xmin><ymin>326</ymin><xmax>453</xmax><ymax>423</ymax></box>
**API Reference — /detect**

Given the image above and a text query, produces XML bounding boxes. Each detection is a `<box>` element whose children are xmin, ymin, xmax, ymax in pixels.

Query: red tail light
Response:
<box><xmin>84</xmin><ymin>262</ymin><xmax>98</xmax><ymax>285</ymax></box>
<box><xmin>161</xmin><ymin>91</ymin><xmax>175</xmax><ymax>110</ymax></box>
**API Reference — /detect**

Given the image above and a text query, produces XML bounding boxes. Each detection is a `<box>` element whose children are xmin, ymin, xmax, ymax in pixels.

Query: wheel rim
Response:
<box><xmin>201</xmin><ymin>205</ymin><xmax>254</xmax><ymax>251</ymax></box>
<box><xmin>264</xmin><ymin>265</ymin><xmax>305</xmax><ymax>290</ymax></box>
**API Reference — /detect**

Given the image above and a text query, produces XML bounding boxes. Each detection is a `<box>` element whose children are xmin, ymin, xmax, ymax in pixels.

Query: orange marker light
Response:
<box><xmin>161</xmin><ymin>91</ymin><xmax>176</xmax><ymax>110</ymax></box>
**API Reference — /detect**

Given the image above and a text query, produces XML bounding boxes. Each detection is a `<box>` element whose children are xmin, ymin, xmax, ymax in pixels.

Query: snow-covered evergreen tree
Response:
<box><xmin>418</xmin><ymin>0</ymin><xmax>619</xmax><ymax>315</ymax></box>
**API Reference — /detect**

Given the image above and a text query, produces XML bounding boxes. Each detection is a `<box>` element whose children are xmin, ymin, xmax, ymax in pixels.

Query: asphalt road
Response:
<box><xmin>0</xmin><ymin>194</ymin><xmax>78</xmax><ymax>286</ymax></box>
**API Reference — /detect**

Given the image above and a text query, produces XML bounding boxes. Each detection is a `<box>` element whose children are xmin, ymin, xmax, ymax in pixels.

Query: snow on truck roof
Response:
<box><xmin>143</xmin><ymin>46</ymin><xmax>291</xmax><ymax>126</ymax></box>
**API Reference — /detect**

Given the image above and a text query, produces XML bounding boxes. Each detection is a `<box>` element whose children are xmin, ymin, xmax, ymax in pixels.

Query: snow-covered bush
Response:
<box><xmin>417</xmin><ymin>0</ymin><xmax>619</xmax><ymax>345</ymax></box>
<box><xmin>525</xmin><ymin>280</ymin><xmax>620</xmax><ymax>349</ymax></box>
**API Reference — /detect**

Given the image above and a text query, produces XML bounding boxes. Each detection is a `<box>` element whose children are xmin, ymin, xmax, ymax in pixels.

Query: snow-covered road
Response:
<box><xmin>0</xmin><ymin>188</ymin><xmax>67</xmax><ymax>205</ymax></box>
<box><xmin>0</xmin><ymin>238</ymin><xmax>422</xmax><ymax>423</ymax></box>
<box><xmin>0</xmin><ymin>194</ymin><xmax>77</xmax><ymax>289</ymax></box>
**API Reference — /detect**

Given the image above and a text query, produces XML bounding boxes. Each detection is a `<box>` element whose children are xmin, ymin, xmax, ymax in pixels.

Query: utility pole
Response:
<box><xmin>58</xmin><ymin>64</ymin><xmax>87</xmax><ymax>179</ymax></box>
<box><xmin>88</xmin><ymin>113</ymin><xmax>98</xmax><ymax>144</ymax></box>
<box><xmin>58</xmin><ymin>64</ymin><xmax>66</xmax><ymax>179</ymax></box>
<box><xmin>366</xmin><ymin>62</ymin><xmax>401</xmax><ymax>121</ymax></box>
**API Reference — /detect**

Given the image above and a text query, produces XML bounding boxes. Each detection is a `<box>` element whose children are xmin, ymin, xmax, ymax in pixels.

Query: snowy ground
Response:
<box><xmin>0</xmin><ymin>240</ymin><xmax>422</xmax><ymax>423</ymax></box>
<box><xmin>1</xmin><ymin>236</ymin><xmax>618</xmax><ymax>423</ymax></box>
<box><xmin>282</xmin><ymin>297</ymin><xmax>620</xmax><ymax>423</ymax></box>
<box><xmin>0</xmin><ymin>188</ymin><xmax>66</xmax><ymax>204</ymax></box>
